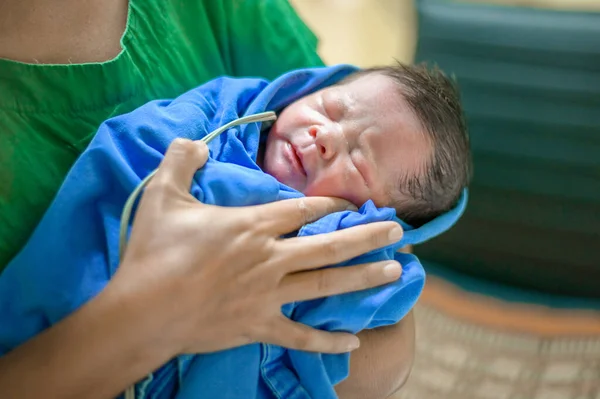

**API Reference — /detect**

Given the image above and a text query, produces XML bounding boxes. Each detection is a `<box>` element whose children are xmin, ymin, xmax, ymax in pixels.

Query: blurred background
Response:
<box><xmin>290</xmin><ymin>0</ymin><xmax>600</xmax><ymax>398</ymax></box>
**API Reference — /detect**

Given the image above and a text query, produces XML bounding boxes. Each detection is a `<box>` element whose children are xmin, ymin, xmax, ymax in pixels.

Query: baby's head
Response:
<box><xmin>262</xmin><ymin>62</ymin><xmax>472</xmax><ymax>226</ymax></box>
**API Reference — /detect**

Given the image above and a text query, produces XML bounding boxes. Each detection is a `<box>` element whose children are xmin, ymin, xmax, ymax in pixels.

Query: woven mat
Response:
<box><xmin>391</xmin><ymin>303</ymin><xmax>600</xmax><ymax>399</ymax></box>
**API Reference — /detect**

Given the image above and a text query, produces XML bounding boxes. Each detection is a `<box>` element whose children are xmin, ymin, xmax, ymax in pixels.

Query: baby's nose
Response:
<box><xmin>309</xmin><ymin>126</ymin><xmax>338</xmax><ymax>161</ymax></box>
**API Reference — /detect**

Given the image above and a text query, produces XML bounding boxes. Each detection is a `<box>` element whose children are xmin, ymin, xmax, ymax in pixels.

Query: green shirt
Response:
<box><xmin>0</xmin><ymin>0</ymin><xmax>324</xmax><ymax>271</ymax></box>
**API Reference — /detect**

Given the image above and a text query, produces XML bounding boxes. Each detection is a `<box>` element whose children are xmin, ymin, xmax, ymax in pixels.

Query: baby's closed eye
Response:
<box><xmin>321</xmin><ymin>93</ymin><xmax>346</xmax><ymax>122</ymax></box>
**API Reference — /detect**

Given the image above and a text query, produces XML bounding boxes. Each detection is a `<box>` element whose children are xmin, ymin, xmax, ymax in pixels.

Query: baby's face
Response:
<box><xmin>262</xmin><ymin>73</ymin><xmax>431</xmax><ymax>208</ymax></box>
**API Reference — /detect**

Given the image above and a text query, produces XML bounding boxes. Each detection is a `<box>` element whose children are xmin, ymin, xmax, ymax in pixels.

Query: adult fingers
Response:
<box><xmin>278</xmin><ymin>260</ymin><xmax>402</xmax><ymax>304</ymax></box>
<box><xmin>152</xmin><ymin>139</ymin><xmax>209</xmax><ymax>193</ymax></box>
<box><xmin>251</xmin><ymin>197</ymin><xmax>357</xmax><ymax>236</ymax></box>
<box><xmin>258</xmin><ymin>316</ymin><xmax>360</xmax><ymax>354</ymax></box>
<box><xmin>275</xmin><ymin>221</ymin><xmax>403</xmax><ymax>273</ymax></box>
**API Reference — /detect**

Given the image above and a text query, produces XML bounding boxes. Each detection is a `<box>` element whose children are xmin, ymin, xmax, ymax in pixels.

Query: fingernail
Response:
<box><xmin>347</xmin><ymin>337</ymin><xmax>360</xmax><ymax>351</ymax></box>
<box><xmin>346</xmin><ymin>204</ymin><xmax>358</xmax><ymax>211</ymax></box>
<box><xmin>383</xmin><ymin>262</ymin><xmax>402</xmax><ymax>279</ymax></box>
<box><xmin>388</xmin><ymin>226</ymin><xmax>403</xmax><ymax>242</ymax></box>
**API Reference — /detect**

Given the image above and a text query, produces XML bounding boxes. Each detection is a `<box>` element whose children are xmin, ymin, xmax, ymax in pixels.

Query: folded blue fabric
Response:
<box><xmin>0</xmin><ymin>65</ymin><xmax>467</xmax><ymax>399</ymax></box>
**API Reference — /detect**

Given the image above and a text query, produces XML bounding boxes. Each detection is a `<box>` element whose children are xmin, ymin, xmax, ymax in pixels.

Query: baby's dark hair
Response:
<box><xmin>341</xmin><ymin>62</ymin><xmax>472</xmax><ymax>227</ymax></box>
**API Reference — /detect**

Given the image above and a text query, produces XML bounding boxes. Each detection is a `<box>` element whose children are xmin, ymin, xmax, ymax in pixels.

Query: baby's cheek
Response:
<box><xmin>302</xmin><ymin>175</ymin><xmax>339</xmax><ymax>198</ymax></box>
<box><xmin>302</xmin><ymin>181</ymin><xmax>331</xmax><ymax>198</ymax></box>
<box><xmin>304</xmin><ymin>177</ymin><xmax>366</xmax><ymax>206</ymax></box>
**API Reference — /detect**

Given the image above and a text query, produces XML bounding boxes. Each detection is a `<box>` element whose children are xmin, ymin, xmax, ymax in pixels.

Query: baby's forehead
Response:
<box><xmin>337</xmin><ymin>71</ymin><xmax>395</xmax><ymax>89</ymax></box>
<box><xmin>338</xmin><ymin>74</ymin><xmax>404</xmax><ymax>109</ymax></box>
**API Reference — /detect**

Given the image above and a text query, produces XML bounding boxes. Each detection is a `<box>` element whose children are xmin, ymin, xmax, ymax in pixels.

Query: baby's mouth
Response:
<box><xmin>288</xmin><ymin>143</ymin><xmax>307</xmax><ymax>177</ymax></box>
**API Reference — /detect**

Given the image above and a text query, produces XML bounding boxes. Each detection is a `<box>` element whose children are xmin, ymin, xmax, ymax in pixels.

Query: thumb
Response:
<box><xmin>154</xmin><ymin>138</ymin><xmax>209</xmax><ymax>193</ymax></box>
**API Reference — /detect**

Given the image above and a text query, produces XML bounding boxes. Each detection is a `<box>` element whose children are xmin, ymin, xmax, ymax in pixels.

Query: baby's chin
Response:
<box><xmin>271</xmin><ymin>170</ymin><xmax>306</xmax><ymax>193</ymax></box>
<box><xmin>260</xmin><ymin>158</ymin><xmax>299</xmax><ymax>191</ymax></box>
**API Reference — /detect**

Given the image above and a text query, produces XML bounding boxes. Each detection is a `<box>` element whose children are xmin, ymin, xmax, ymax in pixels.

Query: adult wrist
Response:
<box><xmin>98</xmin><ymin>266</ymin><xmax>183</xmax><ymax>366</ymax></box>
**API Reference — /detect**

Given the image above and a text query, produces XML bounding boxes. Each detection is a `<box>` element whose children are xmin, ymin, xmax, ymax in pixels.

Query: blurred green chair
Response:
<box><xmin>413</xmin><ymin>0</ymin><xmax>600</xmax><ymax>298</ymax></box>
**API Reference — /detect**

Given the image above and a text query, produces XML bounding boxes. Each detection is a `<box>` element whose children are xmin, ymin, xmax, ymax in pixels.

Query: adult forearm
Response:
<box><xmin>336</xmin><ymin>311</ymin><xmax>416</xmax><ymax>399</ymax></box>
<box><xmin>0</xmin><ymin>282</ymin><xmax>172</xmax><ymax>399</ymax></box>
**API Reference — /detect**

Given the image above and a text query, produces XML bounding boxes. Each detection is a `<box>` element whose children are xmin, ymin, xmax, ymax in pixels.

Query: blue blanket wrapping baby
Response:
<box><xmin>0</xmin><ymin>64</ymin><xmax>467</xmax><ymax>399</ymax></box>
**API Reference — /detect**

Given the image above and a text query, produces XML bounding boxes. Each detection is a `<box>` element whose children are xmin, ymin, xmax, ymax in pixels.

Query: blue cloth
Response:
<box><xmin>0</xmin><ymin>65</ymin><xmax>468</xmax><ymax>399</ymax></box>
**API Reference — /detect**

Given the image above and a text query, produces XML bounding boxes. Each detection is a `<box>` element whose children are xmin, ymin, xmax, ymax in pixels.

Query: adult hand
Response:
<box><xmin>118</xmin><ymin>138</ymin><xmax>405</xmax><ymax>356</ymax></box>
<box><xmin>0</xmin><ymin>138</ymin><xmax>404</xmax><ymax>399</ymax></box>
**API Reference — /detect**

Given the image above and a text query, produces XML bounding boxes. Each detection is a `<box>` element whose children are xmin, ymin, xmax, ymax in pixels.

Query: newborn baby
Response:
<box><xmin>0</xmin><ymin>62</ymin><xmax>470</xmax><ymax>399</ymax></box>
<box><xmin>260</xmin><ymin>63</ymin><xmax>471</xmax><ymax>227</ymax></box>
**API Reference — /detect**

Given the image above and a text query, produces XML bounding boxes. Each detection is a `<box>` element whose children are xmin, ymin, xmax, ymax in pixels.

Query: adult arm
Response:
<box><xmin>335</xmin><ymin>245</ymin><xmax>417</xmax><ymax>399</ymax></box>
<box><xmin>336</xmin><ymin>311</ymin><xmax>416</xmax><ymax>399</ymax></box>
<box><xmin>0</xmin><ymin>139</ymin><xmax>405</xmax><ymax>399</ymax></box>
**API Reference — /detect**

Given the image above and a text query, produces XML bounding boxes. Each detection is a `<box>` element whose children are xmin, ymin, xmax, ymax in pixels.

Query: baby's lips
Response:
<box><xmin>290</xmin><ymin>143</ymin><xmax>308</xmax><ymax>177</ymax></box>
